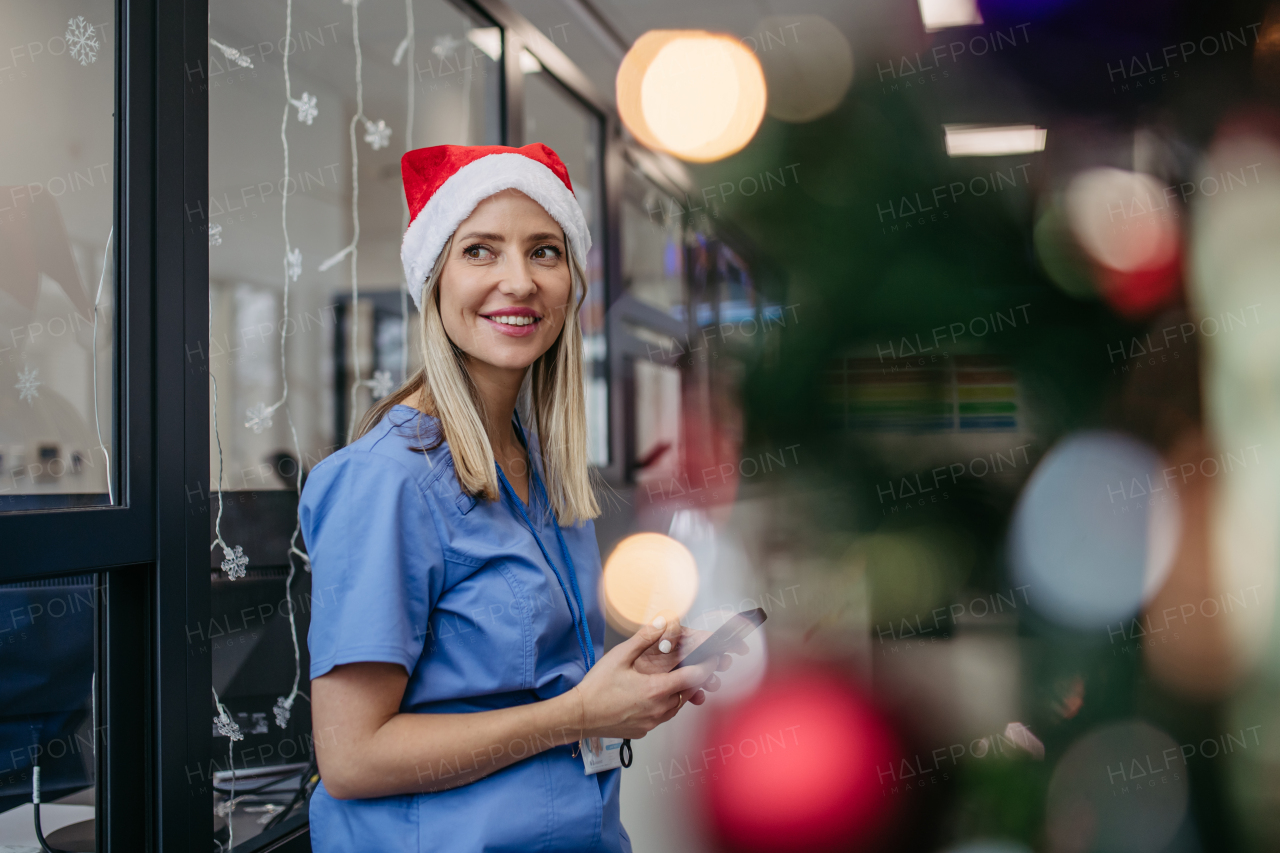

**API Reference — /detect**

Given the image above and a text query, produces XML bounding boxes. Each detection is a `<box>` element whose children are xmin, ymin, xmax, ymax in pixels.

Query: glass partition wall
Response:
<box><xmin>0</xmin><ymin>2</ymin><xmax>116</xmax><ymax>849</ymax></box>
<box><xmin>1</xmin><ymin>0</ymin><xmax>117</xmax><ymax>513</ymax></box>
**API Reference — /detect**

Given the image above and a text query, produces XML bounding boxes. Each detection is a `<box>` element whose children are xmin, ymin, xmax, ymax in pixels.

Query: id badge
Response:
<box><xmin>580</xmin><ymin>737</ymin><xmax>624</xmax><ymax>774</ymax></box>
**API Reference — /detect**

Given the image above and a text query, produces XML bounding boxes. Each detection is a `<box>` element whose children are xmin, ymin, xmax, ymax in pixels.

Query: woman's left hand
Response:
<box><xmin>631</xmin><ymin>621</ymin><xmax>747</xmax><ymax>707</ymax></box>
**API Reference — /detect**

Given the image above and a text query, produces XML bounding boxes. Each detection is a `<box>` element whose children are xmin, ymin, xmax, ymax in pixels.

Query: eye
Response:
<box><xmin>531</xmin><ymin>244</ymin><xmax>562</xmax><ymax>261</ymax></box>
<box><xmin>463</xmin><ymin>244</ymin><xmax>494</xmax><ymax>260</ymax></box>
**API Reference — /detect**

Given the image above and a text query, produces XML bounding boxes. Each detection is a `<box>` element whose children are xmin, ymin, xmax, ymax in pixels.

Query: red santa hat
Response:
<box><xmin>400</xmin><ymin>143</ymin><xmax>591</xmax><ymax>309</ymax></box>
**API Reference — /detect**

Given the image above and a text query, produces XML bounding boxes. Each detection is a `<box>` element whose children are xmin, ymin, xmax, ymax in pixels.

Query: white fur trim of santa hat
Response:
<box><xmin>400</xmin><ymin>152</ymin><xmax>591</xmax><ymax>309</ymax></box>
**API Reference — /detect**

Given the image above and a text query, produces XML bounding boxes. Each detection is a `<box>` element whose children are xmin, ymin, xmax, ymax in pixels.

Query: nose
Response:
<box><xmin>497</xmin><ymin>255</ymin><xmax>538</xmax><ymax>299</ymax></box>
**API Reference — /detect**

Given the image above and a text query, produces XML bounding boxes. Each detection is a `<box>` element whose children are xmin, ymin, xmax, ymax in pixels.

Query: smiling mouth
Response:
<box><xmin>482</xmin><ymin>313</ymin><xmax>541</xmax><ymax>327</ymax></box>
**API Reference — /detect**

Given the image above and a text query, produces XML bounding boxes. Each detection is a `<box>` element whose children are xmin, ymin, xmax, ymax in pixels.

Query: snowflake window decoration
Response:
<box><xmin>214</xmin><ymin>705</ymin><xmax>244</xmax><ymax>741</ymax></box>
<box><xmin>363</xmin><ymin>119</ymin><xmax>391</xmax><ymax>151</ymax></box>
<box><xmin>245</xmin><ymin>401</ymin><xmax>273</xmax><ymax>434</ymax></box>
<box><xmin>273</xmin><ymin>695</ymin><xmax>294</xmax><ymax>728</ymax></box>
<box><xmin>220</xmin><ymin>544</ymin><xmax>248</xmax><ymax>580</ymax></box>
<box><xmin>209</xmin><ymin>38</ymin><xmax>253</xmax><ymax>69</ymax></box>
<box><xmin>367</xmin><ymin>369</ymin><xmax>394</xmax><ymax>399</ymax></box>
<box><xmin>432</xmin><ymin>34</ymin><xmax>462</xmax><ymax>59</ymax></box>
<box><xmin>291</xmin><ymin>92</ymin><xmax>318</xmax><ymax>125</ymax></box>
<box><xmin>66</xmin><ymin>17</ymin><xmax>100</xmax><ymax>66</ymax></box>
<box><xmin>208</xmin><ymin>222</ymin><xmax>222</xmax><ymax>247</ymax></box>
<box><xmin>286</xmin><ymin>248</ymin><xmax>302</xmax><ymax>282</ymax></box>
<box><xmin>16</xmin><ymin>365</ymin><xmax>41</xmax><ymax>405</ymax></box>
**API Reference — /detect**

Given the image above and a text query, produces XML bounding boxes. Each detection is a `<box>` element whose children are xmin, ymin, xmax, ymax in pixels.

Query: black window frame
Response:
<box><xmin>0</xmin><ymin>0</ymin><xmax>202</xmax><ymax>849</ymax></box>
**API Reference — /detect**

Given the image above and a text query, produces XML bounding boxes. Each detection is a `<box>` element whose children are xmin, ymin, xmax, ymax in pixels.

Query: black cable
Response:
<box><xmin>32</xmin><ymin>765</ymin><xmax>73</xmax><ymax>853</ymax></box>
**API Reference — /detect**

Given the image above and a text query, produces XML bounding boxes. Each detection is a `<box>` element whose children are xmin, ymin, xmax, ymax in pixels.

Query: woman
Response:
<box><xmin>300</xmin><ymin>143</ymin><xmax>737</xmax><ymax>852</ymax></box>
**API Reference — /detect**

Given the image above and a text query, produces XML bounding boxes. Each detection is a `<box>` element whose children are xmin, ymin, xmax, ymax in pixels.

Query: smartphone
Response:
<box><xmin>671</xmin><ymin>608</ymin><xmax>767</xmax><ymax>670</ymax></box>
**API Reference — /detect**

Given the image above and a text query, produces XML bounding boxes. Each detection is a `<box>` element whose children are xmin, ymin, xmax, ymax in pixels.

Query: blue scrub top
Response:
<box><xmin>300</xmin><ymin>405</ymin><xmax>631</xmax><ymax>853</ymax></box>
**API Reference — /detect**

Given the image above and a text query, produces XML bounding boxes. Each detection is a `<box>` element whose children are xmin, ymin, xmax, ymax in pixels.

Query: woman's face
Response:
<box><xmin>437</xmin><ymin>189</ymin><xmax>573</xmax><ymax>375</ymax></box>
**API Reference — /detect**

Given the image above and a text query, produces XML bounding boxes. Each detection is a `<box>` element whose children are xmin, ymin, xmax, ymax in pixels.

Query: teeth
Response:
<box><xmin>489</xmin><ymin>315</ymin><xmax>536</xmax><ymax>326</ymax></box>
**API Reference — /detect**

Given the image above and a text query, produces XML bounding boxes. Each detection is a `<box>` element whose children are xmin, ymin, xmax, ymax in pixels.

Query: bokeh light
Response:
<box><xmin>1046</xmin><ymin>720</ymin><xmax>1188</xmax><ymax>853</ymax></box>
<box><xmin>749</xmin><ymin>16</ymin><xmax>852</xmax><ymax>123</ymax></box>
<box><xmin>1141</xmin><ymin>432</ymin><xmax>1247</xmax><ymax>699</ymax></box>
<box><xmin>1010</xmin><ymin>431</ymin><xmax>1179</xmax><ymax>631</ymax></box>
<box><xmin>1064</xmin><ymin>167</ymin><xmax>1181</xmax><ymax>317</ymax></box>
<box><xmin>1033</xmin><ymin>198</ymin><xmax>1097</xmax><ymax>299</ymax></box>
<box><xmin>1096</xmin><ymin>258</ymin><xmax>1183</xmax><ymax>319</ymax></box>
<box><xmin>602</xmin><ymin>533</ymin><xmax>700</xmax><ymax>633</ymax></box>
<box><xmin>1187</xmin><ymin>127</ymin><xmax>1280</xmax><ymax>673</ymax></box>
<box><xmin>1064</xmin><ymin>168</ymin><xmax>1175</xmax><ymax>261</ymax></box>
<box><xmin>701</xmin><ymin>671</ymin><xmax>900</xmax><ymax>853</ymax></box>
<box><xmin>617</xmin><ymin>30</ymin><xmax>766</xmax><ymax>163</ymax></box>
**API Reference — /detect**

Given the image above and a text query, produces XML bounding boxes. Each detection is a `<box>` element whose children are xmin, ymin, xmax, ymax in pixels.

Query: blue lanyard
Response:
<box><xmin>496</xmin><ymin>423</ymin><xmax>595</xmax><ymax>671</ymax></box>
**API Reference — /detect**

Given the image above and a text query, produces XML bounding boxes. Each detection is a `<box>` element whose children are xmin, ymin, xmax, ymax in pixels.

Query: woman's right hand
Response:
<box><xmin>569</xmin><ymin>617</ymin><xmax>720</xmax><ymax>740</ymax></box>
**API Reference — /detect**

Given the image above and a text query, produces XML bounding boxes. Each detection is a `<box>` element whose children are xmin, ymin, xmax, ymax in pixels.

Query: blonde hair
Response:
<box><xmin>355</xmin><ymin>235</ymin><xmax>600</xmax><ymax>524</ymax></box>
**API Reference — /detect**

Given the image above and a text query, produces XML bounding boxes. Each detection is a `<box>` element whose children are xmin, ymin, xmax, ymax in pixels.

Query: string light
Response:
<box><xmin>208</xmin><ymin>281</ymin><xmax>247</xmax><ymax>841</ymax></box>
<box><xmin>246</xmin><ymin>0</ymin><xmax>311</xmax><ymax>439</ymax></box>
<box><xmin>269</xmin><ymin>0</ymin><xmax>315</xmax><ymax>734</ymax></box>
<box><xmin>323</xmin><ymin>0</ymin><xmax>394</xmax><ymax>440</ymax></box>
<box><xmin>213</xmin><ymin>0</ymin><xmax>407</xmax><ymax>783</ymax></box>
<box><xmin>267</xmin><ymin>0</ymin><xmax>405</xmax><ymax>737</ymax></box>
<box><xmin>212</xmin><ymin>686</ymin><xmax>243</xmax><ymax>852</ymax></box>
<box><xmin>209</xmin><ymin>288</ymin><xmax>247</xmax><ymax>581</ymax></box>
<box><xmin>342</xmin><ymin>0</ymin><xmax>366</xmax><ymax>442</ymax></box>
<box><xmin>275</xmin><ymin>404</ymin><xmax>310</xmax><ymax>730</ymax></box>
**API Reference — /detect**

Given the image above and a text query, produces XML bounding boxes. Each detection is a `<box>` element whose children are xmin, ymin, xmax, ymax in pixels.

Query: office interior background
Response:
<box><xmin>3</xmin><ymin>0</ymin><xmax>1280</xmax><ymax>849</ymax></box>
